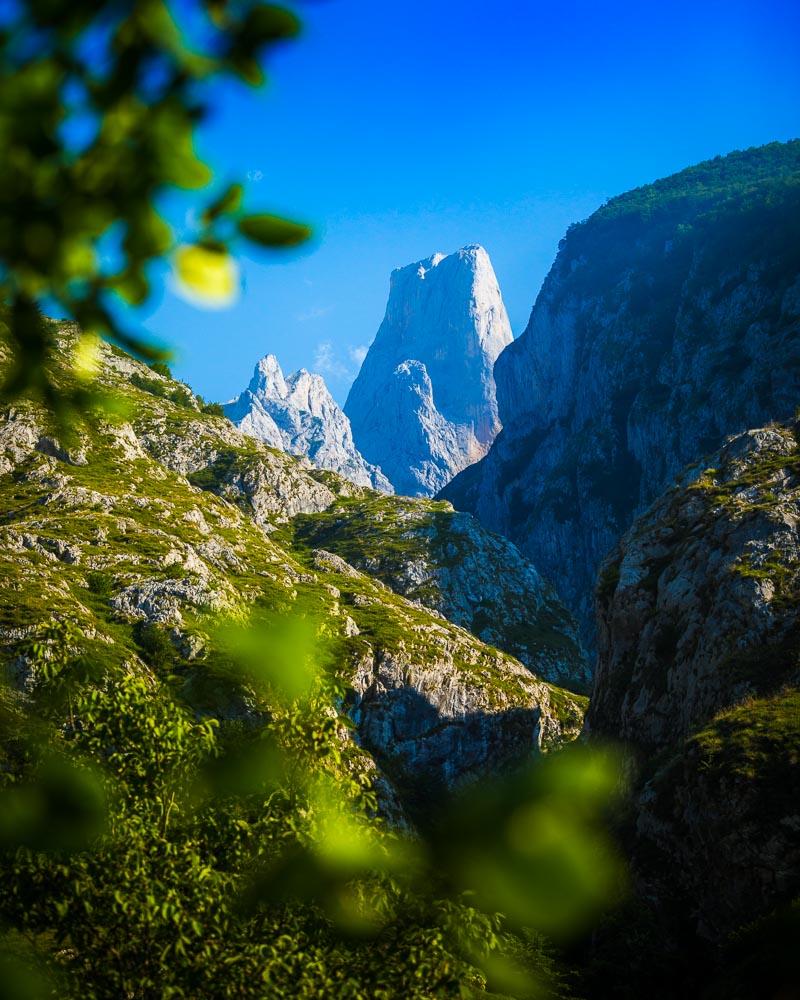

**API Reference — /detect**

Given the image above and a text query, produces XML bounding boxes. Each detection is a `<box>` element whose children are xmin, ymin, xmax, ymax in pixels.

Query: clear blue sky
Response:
<box><xmin>135</xmin><ymin>0</ymin><xmax>800</xmax><ymax>404</ymax></box>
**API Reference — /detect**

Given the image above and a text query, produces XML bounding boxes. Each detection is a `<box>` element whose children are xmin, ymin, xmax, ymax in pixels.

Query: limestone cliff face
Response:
<box><xmin>224</xmin><ymin>353</ymin><xmax>392</xmax><ymax>492</ymax></box>
<box><xmin>442</xmin><ymin>142</ymin><xmax>800</xmax><ymax>642</ymax></box>
<box><xmin>346</xmin><ymin>245</ymin><xmax>513</xmax><ymax>496</ymax></box>
<box><xmin>0</xmin><ymin>325</ymin><xmax>585</xmax><ymax>804</ymax></box>
<box><xmin>587</xmin><ymin>419</ymin><xmax>800</xmax><ymax>941</ymax></box>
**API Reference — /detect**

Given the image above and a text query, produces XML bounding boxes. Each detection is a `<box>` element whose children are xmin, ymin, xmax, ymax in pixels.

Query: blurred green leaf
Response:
<box><xmin>0</xmin><ymin>755</ymin><xmax>106</xmax><ymax>853</ymax></box>
<box><xmin>0</xmin><ymin>0</ymin><xmax>308</xmax><ymax>408</ymax></box>
<box><xmin>472</xmin><ymin>948</ymin><xmax>540</xmax><ymax>999</ymax></box>
<box><xmin>214</xmin><ymin>613</ymin><xmax>323</xmax><ymax>703</ymax></box>
<box><xmin>238</xmin><ymin>213</ymin><xmax>311</xmax><ymax>247</ymax></box>
<box><xmin>72</xmin><ymin>331</ymin><xmax>101</xmax><ymax>381</ymax></box>
<box><xmin>243</xmin><ymin>5</ymin><xmax>302</xmax><ymax>43</ymax></box>
<box><xmin>202</xmin><ymin>182</ymin><xmax>244</xmax><ymax>223</ymax></box>
<box><xmin>433</xmin><ymin>746</ymin><xmax>626</xmax><ymax>939</ymax></box>
<box><xmin>0</xmin><ymin>952</ymin><xmax>52</xmax><ymax>1000</ymax></box>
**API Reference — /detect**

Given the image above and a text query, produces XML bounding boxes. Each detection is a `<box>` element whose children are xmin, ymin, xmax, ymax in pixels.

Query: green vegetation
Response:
<box><xmin>689</xmin><ymin>690</ymin><xmax>800</xmax><ymax>806</ymax></box>
<box><xmin>130</xmin><ymin>371</ymin><xmax>196</xmax><ymax>409</ymax></box>
<box><xmin>584</xmin><ymin>141</ymin><xmax>800</xmax><ymax>228</ymax></box>
<box><xmin>281</xmin><ymin>494</ymin><xmax>449</xmax><ymax>570</ymax></box>
<box><xmin>562</xmin><ymin>142</ymin><xmax>800</xmax><ymax>305</ymax></box>
<box><xmin>187</xmin><ymin>448</ymin><xmax>249</xmax><ymax>492</ymax></box>
<box><xmin>85</xmin><ymin>572</ymin><xmax>113</xmax><ymax>598</ymax></box>
<box><xmin>3</xmin><ymin>619</ymin><xmax>508</xmax><ymax>998</ymax></box>
<box><xmin>200</xmin><ymin>400</ymin><xmax>226</xmax><ymax>417</ymax></box>
<box><xmin>681</xmin><ymin>428</ymin><xmax>800</xmax><ymax>613</ymax></box>
<box><xmin>642</xmin><ymin>688</ymin><xmax>800</xmax><ymax>836</ymax></box>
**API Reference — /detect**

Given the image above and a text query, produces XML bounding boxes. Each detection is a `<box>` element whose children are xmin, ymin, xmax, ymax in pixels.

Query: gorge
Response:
<box><xmin>2</xmin><ymin>140</ymin><xmax>799</xmax><ymax>999</ymax></box>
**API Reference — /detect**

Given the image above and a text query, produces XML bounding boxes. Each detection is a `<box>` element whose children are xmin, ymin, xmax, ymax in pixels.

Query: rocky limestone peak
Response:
<box><xmin>249</xmin><ymin>352</ymin><xmax>287</xmax><ymax>398</ymax></box>
<box><xmin>225</xmin><ymin>353</ymin><xmax>392</xmax><ymax>493</ymax></box>
<box><xmin>284</xmin><ymin>368</ymin><xmax>331</xmax><ymax>416</ymax></box>
<box><xmin>345</xmin><ymin>244</ymin><xmax>513</xmax><ymax>497</ymax></box>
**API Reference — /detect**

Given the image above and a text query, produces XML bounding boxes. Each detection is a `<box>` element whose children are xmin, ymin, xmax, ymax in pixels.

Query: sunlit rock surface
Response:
<box><xmin>346</xmin><ymin>244</ymin><xmax>513</xmax><ymax>496</ymax></box>
<box><xmin>225</xmin><ymin>353</ymin><xmax>392</xmax><ymax>492</ymax></box>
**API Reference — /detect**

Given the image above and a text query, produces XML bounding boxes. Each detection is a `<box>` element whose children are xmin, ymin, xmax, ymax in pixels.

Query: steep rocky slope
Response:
<box><xmin>586</xmin><ymin>417</ymin><xmax>800</xmax><ymax>950</ymax></box>
<box><xmin>0</xmin><ymin>324</ymin><xmax>585</xmax><ymax>806</ymax></box>
<box><xmin>443</xmin><ymin>142</ymin><xmax>800</xmax><ymax>642</ymax></box>
<box><xmin>224</xmin><ymin>353</ymin><xmax>391</xmax><ymax>492</ymax></box>
<box><xmin>278</xmin><ymin>494</ymin><xmax>589</xmax><ymax>691</ymax></box>
<box><xmin>346</xmin><ymin>245</ymin><xmax>513</xmax><ymax>496</ymax></box>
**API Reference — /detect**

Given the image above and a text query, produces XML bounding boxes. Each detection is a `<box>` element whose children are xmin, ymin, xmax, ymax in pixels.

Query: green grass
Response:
<box><xmin>645</xmin><ymin>689</ymin><xmax>800</xmax><ymax>827</ymax></box>
<box><xmin>690</xmin><ymin>691</ymin><xmax>800</xmax><ymax>813</ymax></box>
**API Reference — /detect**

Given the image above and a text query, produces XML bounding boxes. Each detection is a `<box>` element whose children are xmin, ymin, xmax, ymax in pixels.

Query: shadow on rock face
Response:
<box><xmin>350</xmin><ymin>683</ymin><xmax>543</xmax><ymax>826</ymax></box>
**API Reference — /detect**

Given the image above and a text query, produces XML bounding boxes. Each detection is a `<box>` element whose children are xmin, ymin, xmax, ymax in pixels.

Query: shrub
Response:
<box><xmin>86</xmin><ymin>571</ymin><xmax>113</xmax><ymax>598</ymax></box>
<box><xmin>130</xmin><ymin>372</ymin><xmax>196</xmax><ymax>410</ymax></box>
<box><xmin>201</xmin><ymin>401</ymin><xmax>225</xmax><ymax>417</ymax></box>
<box><xmin>134</xmin><ymin>621</ymin><xmax>176</xmax><ymax>671</ymax></box>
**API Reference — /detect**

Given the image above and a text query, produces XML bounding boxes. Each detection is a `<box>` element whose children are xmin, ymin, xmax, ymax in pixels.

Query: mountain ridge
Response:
<box><xmin>442</xmin><ymin>141</ymin><xmax>800</xmax><ymax>642</ymax></box>
<box><xmin>0</xmin><ymin>323</ymin><xmax>586</xmax><ymax>803</ymax></box>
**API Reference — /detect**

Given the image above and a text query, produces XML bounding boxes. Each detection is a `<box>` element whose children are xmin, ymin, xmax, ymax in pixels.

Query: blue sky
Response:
<box><xmin>136</xmin><ymin>0</ymin><xmax>800</xmax><ymax>404</ymax></box>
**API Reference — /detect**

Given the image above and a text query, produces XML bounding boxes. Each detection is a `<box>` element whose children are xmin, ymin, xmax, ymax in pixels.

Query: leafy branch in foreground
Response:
<box><xmin>0</xmin><ymin>0</ymin><xmax>311</xmax><ymax>419</ymax></box>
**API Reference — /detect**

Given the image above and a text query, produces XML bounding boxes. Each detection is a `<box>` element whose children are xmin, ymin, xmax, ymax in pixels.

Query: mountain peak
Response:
<box><xmin>225</xmin><ymin>354</ymin><xmax>392</xmax><ymax>492</ymax></box>
<box><xmin>345</xmin><ymin>245</ymin><xmax>512</xmax><ymax>496</ymax></box>
<box><xmin>398</xmin><ymin>243</ymin><xmax>490</xmax><ymax>283</ymax></box>
<box><xmin>457</xmin><ymin>242</ymin><xmax>489</xmax><ymax>260</ymax></box>
<box><xmin>248</xmin><ymin>353</ymin><xmax>287</xmax><ymax>399</ymax></box>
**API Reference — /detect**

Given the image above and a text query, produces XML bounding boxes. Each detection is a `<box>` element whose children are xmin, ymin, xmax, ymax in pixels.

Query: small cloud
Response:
<box><xmin>296</xmin><ymin>305</ymin><xmax>334</xmax><ymax>323</ymax></box>
<box><xmin>247</xmin><ymin>169</ymin><xmax>264</xmax><ymax>182</ymax></box>
<box><xmin>348</xmin><ymin>345</ymin><xmax>369</xmax><ymax>366</ymax></box>
<box><xmin>313</xmin><ymin>341</ymin><xmax>350</xmax><ymax>381</ymax></box>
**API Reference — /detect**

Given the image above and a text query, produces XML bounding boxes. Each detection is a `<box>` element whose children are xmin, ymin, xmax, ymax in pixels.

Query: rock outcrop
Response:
<box><xmin>281</xmin><ymin>494</ymin><xmax>589</xmax><ymax>691</ymax></box>
<box><xmin>442</xmin><ymin>141</ymin><xmax>800</xmax><ymax>642</ymax></box>
<box><xmin>346</xmin><ymin>245</ymin><xmax>513</xmax><ymax>496</ymax></box>
<box><xmin>224</xmin><ymin>353</ymin><xmax>392</xmax><ymax>492</ymax></box>
<box><xmin>587</xmin><ymin>417</ymin><xmax>800</xmax><ymax>942</ymax></box>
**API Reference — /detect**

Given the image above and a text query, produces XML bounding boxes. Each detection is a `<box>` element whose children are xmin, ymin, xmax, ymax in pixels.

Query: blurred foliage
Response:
<box><xmin>0</xmin><ymin>613</ymin><xmax>624</xmax><ymax>997</ymax></box>
<box><xmin>0</xmin><ymin>0</ymin><xmax>311</xmax><ymax>423</ymax></box>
